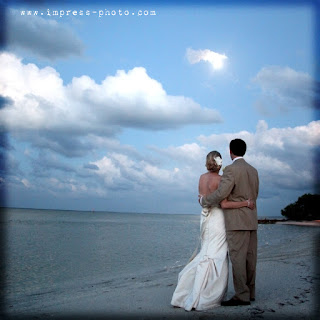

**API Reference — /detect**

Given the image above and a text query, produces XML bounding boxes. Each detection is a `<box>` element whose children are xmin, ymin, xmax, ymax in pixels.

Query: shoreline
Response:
<box><xmin>258</xmin><ymin>218</ymin><xmax>320</xmax><ymax>227</ymax></box>
<box><xmin>276</xmin><ymin>220</ymin><xmax>320</xmax><ymax>227</ymax></box>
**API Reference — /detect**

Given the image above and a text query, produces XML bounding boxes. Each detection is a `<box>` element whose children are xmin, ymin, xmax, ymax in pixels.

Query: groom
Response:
<box><xmin>199</xmin><ymin>138</ymin><xmax>259</xmax><ymax>306</ymax></box>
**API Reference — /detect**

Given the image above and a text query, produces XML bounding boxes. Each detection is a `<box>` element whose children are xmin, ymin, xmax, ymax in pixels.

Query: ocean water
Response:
<box><xmin>1</xmin><ymin>208</ymin><xmax>318</xmax><ymax>307</ymax></box>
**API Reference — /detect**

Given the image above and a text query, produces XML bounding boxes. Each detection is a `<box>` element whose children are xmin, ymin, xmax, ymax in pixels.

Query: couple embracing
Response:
<box><xmin>171</xmin><ymin>138</ymin><xmax>259</xmax><ymax>311</ymax></box>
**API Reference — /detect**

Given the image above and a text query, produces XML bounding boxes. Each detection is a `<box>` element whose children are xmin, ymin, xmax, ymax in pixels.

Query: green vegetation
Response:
<box><xmin>281</xmin><ymin>193</ymin><xmax>320</xmax><ymax>221</ymax></box>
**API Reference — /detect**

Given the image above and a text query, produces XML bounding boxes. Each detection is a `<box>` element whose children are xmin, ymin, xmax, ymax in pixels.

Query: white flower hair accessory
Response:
<box><xmin>214</xmin><ymin>156</ymin><xmax>223</xmax><ymax>166</ymax></box>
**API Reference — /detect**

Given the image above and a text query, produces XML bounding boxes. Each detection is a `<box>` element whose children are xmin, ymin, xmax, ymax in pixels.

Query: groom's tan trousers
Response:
<box><xmin>226</xmin><ymin>230</ymin><xmax>257</xmax><ymax>302</ymax></box>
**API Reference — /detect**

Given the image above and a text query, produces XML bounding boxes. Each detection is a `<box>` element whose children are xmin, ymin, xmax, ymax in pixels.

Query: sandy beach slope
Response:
<box><xmin>2</xmin><ymin>226</ymin><xmax>319</xmax><ymax>320</ymax></box>
<box><xmin>276</xmin><ymin>220</ymin><xmax>320</xmax><ymax>227</ymax></box>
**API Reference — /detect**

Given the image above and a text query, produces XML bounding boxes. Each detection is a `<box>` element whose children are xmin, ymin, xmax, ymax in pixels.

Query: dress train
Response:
<box><xmin>171</xmin><ymin>207</ymin><xmax>229</xmax><ymax>311</ymax></box>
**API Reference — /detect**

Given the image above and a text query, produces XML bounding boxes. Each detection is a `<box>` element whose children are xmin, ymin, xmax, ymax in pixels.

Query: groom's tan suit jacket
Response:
<box><xmin>202</xmin><ymin>158</ymin><xmax>259</xmax><ymax>230</ymax></box>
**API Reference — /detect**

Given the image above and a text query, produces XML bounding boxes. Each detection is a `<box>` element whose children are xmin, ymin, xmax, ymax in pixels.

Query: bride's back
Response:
<box><xmin>199</xmin><ymin>172</ymin><xmax>221</xmax><ymax>196</ymax></box>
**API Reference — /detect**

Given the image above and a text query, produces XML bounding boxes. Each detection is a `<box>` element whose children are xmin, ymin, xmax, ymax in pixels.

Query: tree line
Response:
<box><xmin>281</xmin><ymin>193</ymin><xmax>320</xmax><ymax>220</ymax></box>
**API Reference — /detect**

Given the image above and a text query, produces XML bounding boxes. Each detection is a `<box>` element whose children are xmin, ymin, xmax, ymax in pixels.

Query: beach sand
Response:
<box><xmin>3</xmin><ymin>225</ymin><xmax>319</xmax><ymax>320</ymax></box>
<box><xmin>276</xmin><ymin>220</ymin><xmax>320</xmax><ymax>227</ymax></box>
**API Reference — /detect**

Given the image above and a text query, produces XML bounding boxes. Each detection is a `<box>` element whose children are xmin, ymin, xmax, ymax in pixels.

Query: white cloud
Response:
<box><xmin>150</xmin><ymin>143</ymin><xmax>207</xmax><ymax>164</ymax></box>
<box><xmin>21</xmin><ymin>178</ymin><xmax>31</xmax><ymax>188</ymax></box>
<box><xmin>82</xmin><ymin>119</ymin><xmax>319</xmax><ymax>202</ymax></box>
<box><xmin>91</xmin><ymin>156</ymin><xmax>121</xmax><ymax>185</ymax></box>
<box><xmin>186</xmin><ymin>48</ymin><xmax>228</xmax><ymax>70</ymax></box>
<box><xmin>7</xmin><ymin>9</ymin><xmax>84</xmax><ymax>60</ymax></box>
<box><xmin>198</xmin><ymin>120</ymin><xmax>320</xmax><ymax>193</ymax></box>
<box><xmin>47</xmin><ymin>177</ymin><xmax>88</xmax><ymax>194</ymax></box>
<box><xmin>44</xmin><ymin>119</ymin><xmax>316</xmax><ymax>205</ymax></box>
<box><xmin>82</xmin><ymin>121</ymin><xmax>320</xmax><ymax>210</ymax></box>
<box><xmin>0</xmin><ymin>52</ymin><xmax>222</xmax><ymax>156</ymax></box>
<box><xmin>88</xmin><ymin>152</ymin><xmax>188</xmax><ymax>194</ymax></box>
<box><xmin>4</xmin><ymin>119</ymin><xmax>319</xmax><ymax>214</ymax></box>
<box><xmin>252</xmin><ymin>66</ymin><xmax>317</xmax><ymax>113</ymax></box>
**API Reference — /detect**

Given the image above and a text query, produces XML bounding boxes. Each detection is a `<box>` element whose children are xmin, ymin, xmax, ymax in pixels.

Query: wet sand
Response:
<box><xmin>2</xmin><ymin>225</ymin><xmax>319</xmax><ymax>320</ymax></box>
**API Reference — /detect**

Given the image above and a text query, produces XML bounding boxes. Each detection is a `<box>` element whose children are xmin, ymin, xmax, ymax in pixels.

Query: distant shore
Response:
<box><xmin>258</xmin><ymin>218</ymin><xmax>286</xmax><ymax>224</ymax></box>
<box><xmin>258</xmin><ymin>218</ymin><xmax>320</xmax><ymax>227</ymax></box>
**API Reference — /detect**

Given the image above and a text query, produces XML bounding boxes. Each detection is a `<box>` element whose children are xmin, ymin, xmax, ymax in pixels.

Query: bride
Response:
<box><xmin>171</xmin><ymin>151</ymin><xmax>254</xmax><ymax>311</ymax></box>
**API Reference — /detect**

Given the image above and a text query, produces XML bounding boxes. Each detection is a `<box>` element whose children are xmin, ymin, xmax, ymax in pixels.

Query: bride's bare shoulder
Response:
<box><xmin>199</xmin><ymin>172</ymin><xmax>214</xmax><ymax>183</ymax></box>
<box><xmin>200</xmin><ymin>172</ymin><xmax>220</xmax><ymax>179</ymax></box>
<box><xmin>199</xmin><ymin>172</ymin><xmax>210</xmax><ymax>188</ymax></box>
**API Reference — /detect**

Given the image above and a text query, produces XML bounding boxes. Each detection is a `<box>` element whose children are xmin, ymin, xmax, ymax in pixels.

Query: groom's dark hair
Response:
<box><xmin>230</xmin><ymin>139</ymin><xmax>246</xmax><ymax>156</ymax></box>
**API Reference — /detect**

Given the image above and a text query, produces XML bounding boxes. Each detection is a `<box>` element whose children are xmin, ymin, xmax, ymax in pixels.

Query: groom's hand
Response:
<box><xmin>198</xmin><ymin>194</ymin><xmax>204</xmax><ymax>206</ymax></box>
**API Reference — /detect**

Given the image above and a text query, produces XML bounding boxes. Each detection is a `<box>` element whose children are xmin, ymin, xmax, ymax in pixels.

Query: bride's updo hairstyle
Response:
<box><xmin>206</xmin><ymin>151</ymin><xmax>222</xmax><ymax>173</ymax></box>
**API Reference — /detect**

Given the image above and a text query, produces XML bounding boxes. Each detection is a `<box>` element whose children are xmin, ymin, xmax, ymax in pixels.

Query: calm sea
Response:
<box><xmin>1</xmin><ymin>208</ymin><xmax>318</xmax><ymax>307</ymax></box>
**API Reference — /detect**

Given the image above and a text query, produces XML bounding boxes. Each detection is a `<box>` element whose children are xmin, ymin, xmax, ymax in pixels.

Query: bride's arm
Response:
<box><xmin>220</xmin><ymin>198</ymin><xmax>254</xmax><ymax>209</ymax></box>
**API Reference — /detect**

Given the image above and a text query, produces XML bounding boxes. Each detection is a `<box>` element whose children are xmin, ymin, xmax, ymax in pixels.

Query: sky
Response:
<box><xmin>0</xmin><ymin>0</ymin><xmax>319</xmax><ymax>216</ymax></box>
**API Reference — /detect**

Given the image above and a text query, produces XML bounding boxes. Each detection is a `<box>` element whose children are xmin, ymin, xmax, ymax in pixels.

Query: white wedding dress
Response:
<box><xmin>171</xmin><ymin>207</ymin><xmax>229</xmax><ymax>311</ymax></box>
